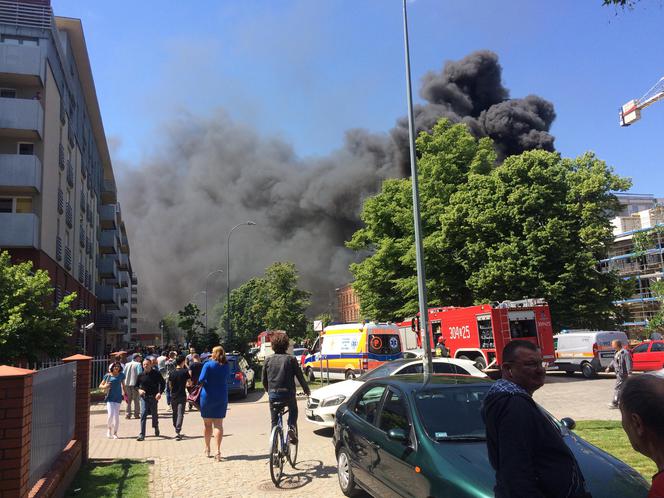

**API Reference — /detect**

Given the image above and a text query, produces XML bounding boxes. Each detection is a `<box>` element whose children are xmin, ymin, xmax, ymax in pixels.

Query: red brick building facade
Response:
<box><xmin>336</xmin><ymin>283</ymin><xmax>361</xmax><ymax>323</ymax></box>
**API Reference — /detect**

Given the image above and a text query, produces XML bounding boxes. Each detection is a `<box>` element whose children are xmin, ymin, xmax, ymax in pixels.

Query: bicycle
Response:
<box><xmin>268</xmin><ymin>401</ymin><xmax>298</xmax><ymax>485</ymax></box>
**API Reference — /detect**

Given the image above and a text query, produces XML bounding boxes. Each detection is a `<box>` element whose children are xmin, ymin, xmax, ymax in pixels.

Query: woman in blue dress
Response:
<box><xmin>198</xmin><ymin>345</ymin><xmax>229</xmax><ymax>460</ymax></box>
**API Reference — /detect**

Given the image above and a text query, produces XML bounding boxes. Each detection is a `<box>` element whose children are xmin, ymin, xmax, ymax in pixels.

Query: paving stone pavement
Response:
<box><xmin>88</xmin><ymin>372</ymin><xmax>624</xmax><ymax>497</ymax></box>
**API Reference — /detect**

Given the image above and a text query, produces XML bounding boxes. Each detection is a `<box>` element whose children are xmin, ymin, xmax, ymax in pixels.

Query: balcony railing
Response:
<box><xmin>0</xmin><ymin>213</ymin><xmax>39</xmax><ymax>247</ymax></box>
<box><xmin>57</xmin><ymin>188</ymin><xmax>64</xmax><ymax>214</ymax></box>
<box><xmin>0</xmin><ymin>153</ymin><xmax>41</xmax><ymax>192</ymax></box>
<box><xmin>79</xmin><ymin>225</ymin><xmax>85</xmax><ymax>247</ymax></box>
<box><xmin>0</xmin><ymin>97</ymin><xmax>44</xmax><ymax>138</ymax></box>
<box><xmin>55</xmin><ymin>236</ymin><xmax>62</xmax><ymax>261</ymax></box>
<box><xmin>85</xmin><ymin>235</ymin><xmax>91</xmax><ymax>255</ymax></box>
<box><xmin>58</xmin><ymin>144</ymin><xmax>65</xmax><ymax>171</ymax></box>
<box><xmin>65</xmin><ymin>203</ymin><xmax>72</xmax><ymax>228</ymax></box>
<box><xmin>77</xmin><ymin>263</ymin><xmax>84</xmax><ymax>283</ymax></box>
<box><xmin>0</xmin><ymin>0</ymin><xmax>53</xmax><ymax>30</ymax></box>
<box><xmin>64</xmin><ymin>246</ymin><xmax>72</xmax><ymax>271</ymax></box>
<box><xmin>67</xmin><ymin>120</ymin><xmax>74</xmax><ymax>147</ymax></box>
<box><xmin>0</xmin><ymin>42</ymin><xmax>44</xmax><ymax>83</ymax></box>
<box><xmin>66</xmin><ymin>159</ymin><xmax>73</xmax><ymax>187</ymax></box>
<box><xmin>80</xmin><ymin>191</ymin><xmax>86</xmax><ymax>212</ymax></box>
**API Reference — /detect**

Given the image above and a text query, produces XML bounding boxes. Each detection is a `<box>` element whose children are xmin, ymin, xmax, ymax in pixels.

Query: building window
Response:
<box><xmin>0</xmin><ymin>198</ymin><xmax>12</xmax><ymax>213</ymax></box>
<box><xmin>16</xmin><ymin>198</ymin><xmax>32</xmax><ymax>213</ymax></box>
<box><xmin>18</xmin><ymin>143</ymin><xmax>34</xmax><ymax>155</ymax></box>
<box><xmin>0</xmin><ymin>88</ymin><xmax>17</xmax><ymax>98</ymax></box>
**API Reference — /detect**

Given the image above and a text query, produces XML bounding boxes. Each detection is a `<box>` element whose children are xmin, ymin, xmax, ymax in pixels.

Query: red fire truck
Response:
<box><xmin>397</xmin><ymin>298</ymin><xmax>555</xmax><ymax>370</ymax></box>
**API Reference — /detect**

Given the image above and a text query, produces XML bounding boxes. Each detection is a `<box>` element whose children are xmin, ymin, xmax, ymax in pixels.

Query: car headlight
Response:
<box><xmin>320</xmin><ymin>395</ymin><xmax>346</xmax><ymax>407</ymax></box>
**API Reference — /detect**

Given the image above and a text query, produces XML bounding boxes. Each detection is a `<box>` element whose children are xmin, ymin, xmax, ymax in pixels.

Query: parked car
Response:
<box><xmin>293</xmin><ymin>347</ymin><xmax>307</xmax><ymax>364</ymax></box>
<box><xmin>333</xmin><ymin>375</ymin><xmax>649</xmax><ymax>498</ymax></box>
<box><xmin>226</xmin><ymin>353</ymin><xmax>255</xmax><ymax>398</ymax></box>
<box><xmin>552</xmin><ymin>330</ymin><xmax>629</xmax><ymax>378</ymax></box>
<box><xmin>631</xmin><ymin>340</ymin><xmax>664</xmax><ymax>371</ymax></box>
<box><xmin>306</xmin><ymin>358</ymin><xmax>485</xmax><ymax>428</ymax></box>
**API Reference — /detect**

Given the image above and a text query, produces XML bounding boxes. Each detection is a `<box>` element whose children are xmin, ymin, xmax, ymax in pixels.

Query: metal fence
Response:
<box><xmin>13</xmin><ymin>355</ymin><xmax>110</xmax><ymax>389</ymax></box>
<box><xmin>29</xmin><ymin>362</ymin><xmax>76</xmax><ymax>488</ymax></box>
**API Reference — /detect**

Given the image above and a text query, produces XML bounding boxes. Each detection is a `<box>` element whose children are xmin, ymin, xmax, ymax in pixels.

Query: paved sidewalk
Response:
<box><xmin>89</xmin><ymin>391</ymin><xmax>346</xmax><ymax>497</ymax></box>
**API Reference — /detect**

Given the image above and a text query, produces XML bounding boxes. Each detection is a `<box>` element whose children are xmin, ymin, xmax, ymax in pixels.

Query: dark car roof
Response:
<box><xmin>366</xmin><ymin>373</ymin><xmax>494</xmax><ymax>390</ymax></box>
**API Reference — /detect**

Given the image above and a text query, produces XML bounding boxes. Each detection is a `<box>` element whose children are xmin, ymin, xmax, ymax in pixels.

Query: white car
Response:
<box><xmin>305</xmin><ymin>358</ymin><xmax>486</xmax><ymax>427</ymax></box>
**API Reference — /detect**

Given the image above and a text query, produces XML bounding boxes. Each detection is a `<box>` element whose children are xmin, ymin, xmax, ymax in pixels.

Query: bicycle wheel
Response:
<box><xmin>286</xmin><ymin>425</ymin><xmax>298</xmax><ymax>468</ymax></box>
<box><xmin>269</xmin><ymin>425</ymin><xmax>284</xmax><ymax>485</ymax></box>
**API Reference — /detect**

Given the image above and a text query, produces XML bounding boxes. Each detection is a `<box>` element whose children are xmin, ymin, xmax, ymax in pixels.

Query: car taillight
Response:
<box><xmin>592</xmin><ymin>343</ymin><xmax>598</xmax><ymax>358</ymax></box>
<box><xmin>235</xmin><ymin>372</ymin><xmax>244</xmax><ymax>382</ymax></box>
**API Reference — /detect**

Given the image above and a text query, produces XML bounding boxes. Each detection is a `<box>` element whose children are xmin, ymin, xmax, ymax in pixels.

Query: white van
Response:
<box><xmin>553</xmin><ymin>330</ymin><xmax>629</xmax><ymax>378</ymax></box>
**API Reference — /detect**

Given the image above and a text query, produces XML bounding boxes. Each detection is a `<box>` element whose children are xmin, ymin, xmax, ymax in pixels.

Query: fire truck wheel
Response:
<box><xmin>581</xmin><ymin>362</ymin><xmax>596</xmax><ymax>379</ymax></box>
<box><xmin>458</xmin><ymin>355</ymin><xmax>470</xmax><ymax>361</ymax></box>
<box><xmin>474</xmin><ymin>356</ymin><xmax>487</xmax><ymax>370</ymax></box>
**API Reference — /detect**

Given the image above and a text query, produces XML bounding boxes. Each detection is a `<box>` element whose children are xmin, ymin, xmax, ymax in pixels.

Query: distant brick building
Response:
<box><xmin>336</xmin><ymin>283</ymin><xmax>361</xmax><ymax>323</ymax></box>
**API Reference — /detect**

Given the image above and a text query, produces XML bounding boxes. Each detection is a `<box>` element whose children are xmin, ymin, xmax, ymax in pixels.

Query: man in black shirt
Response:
<box><xmin>168</xmin><ymin>355</ymin><xmax>191</xmax><ymax>440</ymax></box>
<box><xmin>136</xmin><ymin>358</ymin><xmax>165</xmax><ymax>441</ymax></box>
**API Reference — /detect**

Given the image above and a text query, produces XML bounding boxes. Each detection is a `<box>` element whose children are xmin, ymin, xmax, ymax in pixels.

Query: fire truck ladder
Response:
<box><xmin>619</xmin><ymin>76</ymin><xmax>664</xmax><ymax>126</ymax></box>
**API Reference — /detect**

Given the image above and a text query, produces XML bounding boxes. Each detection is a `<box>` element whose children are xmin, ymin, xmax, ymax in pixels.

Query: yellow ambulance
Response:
<box><xmin>302</xmin><ymin>322</ymin><xmax>402</xmax><ymax>381</ymax></box>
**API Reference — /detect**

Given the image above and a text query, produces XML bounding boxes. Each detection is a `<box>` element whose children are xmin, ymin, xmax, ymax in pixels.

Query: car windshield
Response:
<box><xmin>358</xmin><ymin>361</ymin><xmax>408</xmax><ymax>381</ymax></box>
<box><xmin>415</xmin><ymin>385</ymin><xmax>490</xmax><ymax>441</ymax></box>
<box><xmin>227</xmin><ymin>358</ymin><xmax>237</xmax><ymax>372</ymax></box>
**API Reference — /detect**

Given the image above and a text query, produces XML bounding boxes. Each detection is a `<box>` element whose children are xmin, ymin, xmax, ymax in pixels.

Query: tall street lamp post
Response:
<box><xmin>205</xmin><ymin>269</ymin><xmax>224</xmax><ymax>333</ymax></box>
<box><xmin>402</xmin><ymin>0</ymin><xmax>432</xmax><ymax>379</ymax></box>
<box><xmin>226</xmin><ymin>221</ymin><xmax>256</xmax><ymax>345</ymax></box>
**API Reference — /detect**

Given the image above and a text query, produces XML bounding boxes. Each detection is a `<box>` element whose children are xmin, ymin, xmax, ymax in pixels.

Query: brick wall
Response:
<box><xmin>0</xmin><ymin>366</ymin><xmax>34</xmax><ymax>498</ymax></box>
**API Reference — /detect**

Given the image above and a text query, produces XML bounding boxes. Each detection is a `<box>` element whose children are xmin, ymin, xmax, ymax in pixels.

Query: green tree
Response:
<box><xmin>218</xmin><ymin>277</ymin><xmax>268</xmax><ymax>352</ymax></box>
<box><xmin>177</xmin><ymin>303</ymin><xmax>204</xmax><ymax>347</ymax></box>
<box><xmin>263</xmin><ymin>262</ymin><xmax>311</xmax><ymax>340</ymax></box>
<box><xmin>348</xmin><ymin>119</ymin><xmax>631</xmax><ymax>330</ymax></box>
<box><xmin>647</xmin><ymin>280</ymin><xmax>664</xmax><ymax>332</ymax></box>
<box><xmin>160</xmin><ymin>312</ymin><xmax>182</xmax><ymax>346</ymax></box>
<box><xmin>0</xmin><ymin>251</ymin><xmax>88</xmax><ymax>362</ymax></box>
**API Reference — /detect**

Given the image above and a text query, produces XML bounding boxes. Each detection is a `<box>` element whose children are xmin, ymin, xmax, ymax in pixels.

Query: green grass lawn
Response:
<box><xmin>574</xmin><ymin>420</ymin><xmax>657</xmax><ymax>478</ymax></box>
<box><xmin>66</xmin><ymin>459</ymin><xmax>149</xmax><ymax>498</ymax></box>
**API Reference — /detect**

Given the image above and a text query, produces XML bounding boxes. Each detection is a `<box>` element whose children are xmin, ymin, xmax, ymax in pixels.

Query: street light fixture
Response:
<box><xmin>81</xmin><ymin>322</ymin><xmax>94</xmax><ymax>355</ymax></box>
<box><xmin>226</xmin><ymin>221</ymin><xmax>256</xmax><ymax>345</ymax></box>
<box><xmin>205</xmin><ymin>269</ymin><xmax>224</xmax><ymax>333</ymax></box>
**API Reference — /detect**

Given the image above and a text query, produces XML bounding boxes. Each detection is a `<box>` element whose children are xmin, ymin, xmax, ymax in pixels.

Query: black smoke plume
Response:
<box><xmin>118</xmin><ymin>51</ymin><xmax>556</xmax><ymax>328</ymax></box>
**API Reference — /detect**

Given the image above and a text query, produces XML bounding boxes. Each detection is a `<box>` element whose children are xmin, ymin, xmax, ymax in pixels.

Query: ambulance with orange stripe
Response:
<box><xmin>302</xmin><ymin>322</ymin><xmax>402</xmax><ymax>381</ymax></box>
<box><xmin>552</xmin><ymin>330</ymin><xmax>629</xmax><ymax>379</ymax></box>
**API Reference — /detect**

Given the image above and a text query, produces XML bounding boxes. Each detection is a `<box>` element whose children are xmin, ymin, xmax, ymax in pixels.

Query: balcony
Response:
<box><xmin>57</xmin><ymin>188</ymin><xmax>64</xmax><ymax>214</ymax></box>
<box><xmin>80</xmin><ymin>191</ymin><xmax>86</xmax><ymax>212</ymax></box>
<box><xmin>0</xmin><ymin>154</ymin><xmax>41</xmax><ymax>193</ymax></box>
<box><xmin>0</xmin><ymin>97</ymin><xmax>43</xmax><ymax>139</ymax></box>
<box><xmin>58</xmin><ymin>144</ymin><xmax>64</xmax><ymax>170</ymax></box>
<box><xmin>0</xmin><ymin>212</ymin><xmax>38</xmax><ymax>247</ymax></box>
<box><xmin>97</xmin><ymin>312</ymin><xmax>118</xmax><ymax>330</ymax></box>
<box><xmin>77</xmin><ymin>262</ymin><xmax>84</xmax><ymax>282</ymax></box>
<box><xmin>64</xmin><ymin>246</ymin><xmax>72</xmax><ymax>271</ymax></box>
<box><xmin>96</xmin><ymin>284</ymin><xmax>118</xmax><ymax>309</ymax></box>
<box><xmin>97</xmin><ymin>255</ymin><xmax>118</xmax><ymax>279</ymax></box>
<box><xmin>79</xmin><ymin>224</ymin><xmax>85</xmax><ymax>247</ymax></box>
<box><xmin>116</xmin><ymin>287</ymin><xmax>129</xmax><ymax>305</ymax></box>
<box><xmin>0</xmin><ymin>43</ymin><xmax>45</xmax><ymax>84</ymax></box>
<box><xmin>117</xmin><ymin>252</ymin><xmax>128</xmax><ymax>269</ymax></box>
<box><xmin>99</xmin><ymin>229</ymin><xmax>118</xmax><ymax>254</ymax></box>
<box><xmin>101</xmin><ymin>179</ymin><xmax>117</xmax><ymax>204</ymax></box>
<box><xmin>67</xmin><ymin>120</ymin><xmax>74</xmax><ymax>147</ymax></box>
<box><xmin>99</xmin><ymin>204</ymin><xmax>117</xmax><ymax>229</ymax></box>
<box><xmin>117</xmin><ymin>302</ymin><xmax>129</xmax><ymax>319</ymax></box>
<box><xmin>118</xmin><ymin>270</ymin><xmax>130</xmax><ymax>289</ymax></box>
<box><xmin>85</xmin><ymin>235</ymin><xmax>91</xmax><ymax>255</ymax></box>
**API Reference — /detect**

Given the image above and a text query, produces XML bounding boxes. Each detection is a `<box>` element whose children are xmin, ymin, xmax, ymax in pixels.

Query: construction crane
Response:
<box><xmin>619</xmin><ymin>76</ymin><xmax>664</xmax><ymax>126</ymax></box>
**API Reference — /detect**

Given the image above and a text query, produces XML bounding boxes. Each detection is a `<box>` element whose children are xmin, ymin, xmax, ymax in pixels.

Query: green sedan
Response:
<box><xmin>332</xmin><ymin>374</ymin><xmax>649</xmax><ymax>497</ymax></box>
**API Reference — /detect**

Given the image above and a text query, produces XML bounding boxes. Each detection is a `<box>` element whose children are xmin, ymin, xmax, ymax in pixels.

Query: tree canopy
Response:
<box><xmin>0</xmin><ymin>251</ymin><xmax>88</xmax><ymax>362</ymax></box>
<box><xmin>177</xmin><ymin>303</ymin><xmax>204</xmax><ymax>347</ymax></box>
<box><xmin>348</xmin><ymin>119</ymin><xmax>631</xmax><ymax>330</ymax></box>
<box><xmin>218</xmin><ymin>262</ymin><xmax>311</xmax><ymax>351</ymax></box>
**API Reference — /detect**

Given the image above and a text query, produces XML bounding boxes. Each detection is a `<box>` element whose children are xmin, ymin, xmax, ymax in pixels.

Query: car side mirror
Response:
<box><xmin>387</xmin><ymin>428</ymin><xmax>408</xmax><ymax>443</ymax></box>
<box><xmin>561</xmin><ymin>417</ymin><xmax>576</xmax><ymax>430</ymax></box>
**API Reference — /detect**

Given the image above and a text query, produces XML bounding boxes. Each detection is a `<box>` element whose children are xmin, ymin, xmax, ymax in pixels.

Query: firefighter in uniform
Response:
<box><xmin>435</xmin><ymin>336</ymin><xmax>449</xmax><ymax>358</ymax></box>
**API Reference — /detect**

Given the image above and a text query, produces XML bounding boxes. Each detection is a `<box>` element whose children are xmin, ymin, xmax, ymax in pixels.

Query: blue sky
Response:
<box><xmin>52</xmin><ymin>0</ymin><xmax>664</xmax><ymax>195</ymax></box>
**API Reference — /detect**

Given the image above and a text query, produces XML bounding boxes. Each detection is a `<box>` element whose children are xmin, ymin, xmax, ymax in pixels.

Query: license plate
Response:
<box><xmin>547</xmin><ymin>365</ymin><xmax>559</xmax><ymax>370</ymax></box>
<box><xmin>306</xmin><ymin>409</ymin><xmax>314</xmax><ymax>418</ymax></box>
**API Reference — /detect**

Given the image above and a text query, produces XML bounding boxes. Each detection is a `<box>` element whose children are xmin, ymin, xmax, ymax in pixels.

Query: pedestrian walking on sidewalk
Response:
<box><xmin>619</xmin><ymin>375</ymin><xmax>664</xmax><ymax>498</ymax></box>
<box><xmin>198</xmin><ymin>345</ymin><xmax>229</xmax><ymax>461</ymax></box>
<box><xmin>123</xmin><ymin>353</ymin><xmax>142</xmax><ymax>419</ymax></box>
<box><xmin>188</xmin><ymin>353</ymin><xmax>203</xmax><ymax>411</ymax></box>
<box><xmin>481</xmin><ymin>340</ymin><xmax>591</xmax><ymax>498</ymax></box>
<box><xmin>168</xmin><ymin>354</ymin><xmax>191</xmax><ymax>440</ymax></box>
<box><xmin>606</xmin><ymin>339</ymin><xmax>633</xmax><ymax>408</ymax></box>
<box><xmin>99</xmin><ymin>362</ymin><xmax>126</xmax><ymax>439</ymax></box>
<box><xmin>136</xmin><ymin>358</ymin><xmax>165</xmax><ymax>441</ymax></box>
